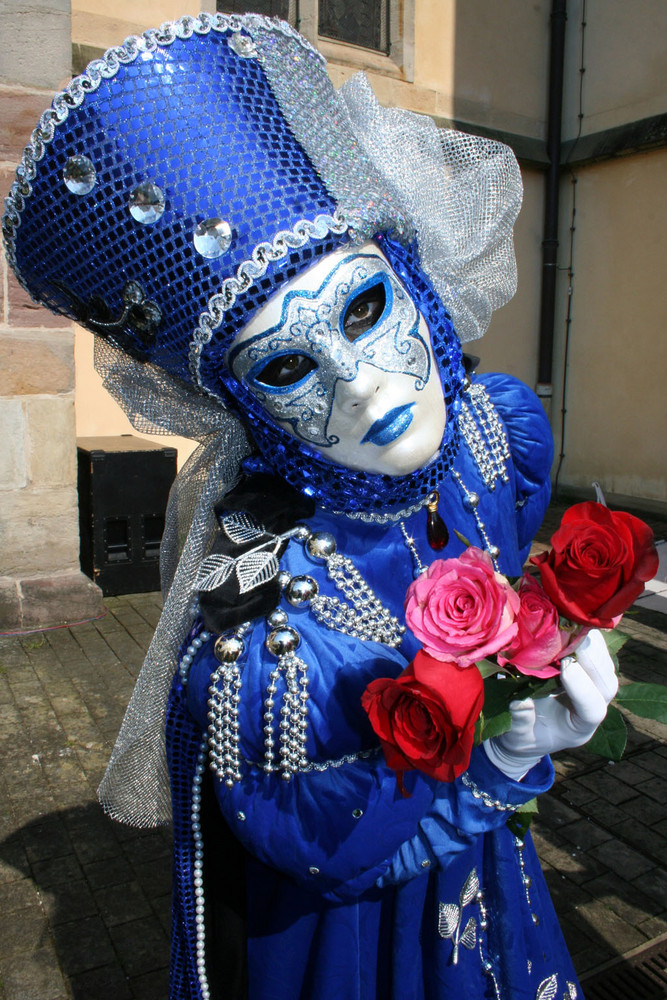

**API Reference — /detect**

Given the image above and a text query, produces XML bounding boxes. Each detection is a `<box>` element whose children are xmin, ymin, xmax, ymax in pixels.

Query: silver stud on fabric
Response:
<box><xmin>193</xmin><ymin>218</ymin><xmax>232</xmax><ymax>259</ymax></box>
<box><xmin>63</xmin><ymin>155</ymin><xmax>96</xmax><ymax>195</ymax></box>
<box><xmin>352</xmin><ymin>808</ymin><xmax>363</xmax><ymax>819</ymax></box>
<box><xmin>228</xmin><ymin>32</ymin><xmax>258</xmax><ymax>58</ymax></box>
<box><xmin>129</xmin><ymin>182</ymin><xmax>166</xmax><ymax>224</ymax></box>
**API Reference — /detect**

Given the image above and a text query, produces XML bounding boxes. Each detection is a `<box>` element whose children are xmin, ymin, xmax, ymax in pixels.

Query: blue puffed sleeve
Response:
<box><xmin>476</xmin><ymin>372</ymin><xmax>554</xmax><ymax>553</ymax></box>
<box><xmin>377</xmin><ymin>747</ymin><xmax>554</xmax><ymax>886</ymax></box>
<box><xmin>187</xmin><ymin>635</ymin><xmax>434</xmax><ymax>900</ymax></box>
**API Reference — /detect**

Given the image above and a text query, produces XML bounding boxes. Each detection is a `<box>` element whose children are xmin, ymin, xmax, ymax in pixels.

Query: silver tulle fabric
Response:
<box><xmin>90</xmin><ymin>14</ymin><xmax>522</xmax><ymax>826</ymax></box>
<box><xmin>96</xmin><ymin>340</ymin><xmax>251</xmax><ymax>825</ymax></box>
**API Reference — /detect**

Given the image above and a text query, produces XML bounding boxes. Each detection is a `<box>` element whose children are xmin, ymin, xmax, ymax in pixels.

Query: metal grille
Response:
<box><xmin>216</xmin><ymin>0</ymin><xmax>297</xmax><ymax>19</ymax></box>
<box><xmin>318</xmin><ymin>0</ymin><xmax>390</xmax><ymax>53</ymax></box>
<box><xmin>582</xmin><ymin>941</ymin><xmax>667</xmax><ymax>1000</ymax></box>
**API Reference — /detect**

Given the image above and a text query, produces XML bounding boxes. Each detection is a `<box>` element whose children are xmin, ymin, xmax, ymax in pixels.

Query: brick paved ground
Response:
<box><xmin>0</xmin><ymin>503</ymin><xmax>665</xmax><ymax>999</ymax></box>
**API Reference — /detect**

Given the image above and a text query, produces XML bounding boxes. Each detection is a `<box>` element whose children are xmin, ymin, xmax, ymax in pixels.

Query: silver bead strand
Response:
<box><xmin>191</xmin><ymin>740</ymin><xmax>211</xmax><ymax>1000</ymax></box>
<box><xmin>515</xmin><ymin>837</ymin><xmax>539</xmax><ymax>924</ymax></box>
<box><xmin>265</xmin><ymin>623</ymin><xmax>310</xmax><ymax>779</ymax></box>
<box><xmin>476</xmin><ymin>889</ymin><xmax>501</xmax><ymax>1000</ymax></box>
<box><xmin>179</xmin><ymin>629</ymin><xmax>211</xmax><ymax>684</ymax></box>
<box><xmin>305</xmin><ymin>533</ymin><xmax>404</xmax><ymax>647</ymax></box>
<box><xmin>399</xmin><ymin>521</ymin><xmax>426</xmax><ymax>577</ymax></box>
<box><xmin>451</xmin><ymin>471</ymin><xmax>501</xmax><ymax>571</ymax></box>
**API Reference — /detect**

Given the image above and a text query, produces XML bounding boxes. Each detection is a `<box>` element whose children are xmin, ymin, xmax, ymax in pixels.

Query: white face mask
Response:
<box><xmin>227</xmin><ymin>243</ymin><xmax>447</xmax><ymax>476</ymax></box>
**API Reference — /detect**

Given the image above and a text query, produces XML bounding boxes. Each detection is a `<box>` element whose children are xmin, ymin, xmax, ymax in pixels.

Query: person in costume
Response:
<box><xmin>3</xmin><ymin>13</ymin><xmax>618</xmax><ymax>1000</ymax></box>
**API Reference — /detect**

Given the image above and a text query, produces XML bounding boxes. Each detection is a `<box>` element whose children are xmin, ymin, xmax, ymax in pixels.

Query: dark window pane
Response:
<box><xmin>216</xmin><ymin>0</ymin><xmax>295</xmax><ymax>18</ymax></box>
<box><xmin>319</xmin><ymin>0</ymin><xmax>389</xmax><ymax>53</ymax></box>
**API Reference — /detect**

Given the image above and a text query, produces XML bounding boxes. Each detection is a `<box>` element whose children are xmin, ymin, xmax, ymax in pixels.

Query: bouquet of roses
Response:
<box><xmin>362</xmin><ymin>502</ymin><xmax>664</xmax><ymax>790</ymax></box>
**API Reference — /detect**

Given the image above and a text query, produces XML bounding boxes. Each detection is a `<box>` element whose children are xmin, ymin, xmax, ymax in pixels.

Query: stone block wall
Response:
<box><xmin>0</xmin><ymin>1</ymin><xmax>103</xmax><ymax>630</ymax></box>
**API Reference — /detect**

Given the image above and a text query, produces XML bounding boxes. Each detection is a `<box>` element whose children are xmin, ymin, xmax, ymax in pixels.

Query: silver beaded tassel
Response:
<box><xmin>207</xmin><ymin>630</ymin><xmax>248</xmax><ymax>788</ymax></box>
<box><xmin>264</xmin><ymin>616</ymin><xmax>310</xmax><ymax>780</ymax></box>
<box><xmin>459</xmin><ymin>382</ymin><xmax>510</xmax><ymax>490</ymax></box>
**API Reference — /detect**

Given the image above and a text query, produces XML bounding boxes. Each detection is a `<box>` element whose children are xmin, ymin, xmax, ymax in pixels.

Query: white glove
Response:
<box><xmin>484</xmin><ymin>630</ymin><xmax>619</xmax><ymax>780</ymax></box>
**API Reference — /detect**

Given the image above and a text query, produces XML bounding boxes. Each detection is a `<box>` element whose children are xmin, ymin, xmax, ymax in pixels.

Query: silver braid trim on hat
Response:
<box><xmin>188</xmin><ymin>210</ymin><xmax>349</xmax><ymax>391</ymax></box>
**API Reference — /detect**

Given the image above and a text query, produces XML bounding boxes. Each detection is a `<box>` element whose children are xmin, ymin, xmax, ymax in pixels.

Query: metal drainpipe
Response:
<box><xmin>536</xmin><ymin>0</ymin><xmax>567</xmax><ymax>412</ymax></box>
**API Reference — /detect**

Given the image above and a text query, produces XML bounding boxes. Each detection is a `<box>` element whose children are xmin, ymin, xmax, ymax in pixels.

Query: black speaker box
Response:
<box><xmin>77</xmin><ymin>435</ymin><xmax>177</xmax><ymax>596</ymax></box>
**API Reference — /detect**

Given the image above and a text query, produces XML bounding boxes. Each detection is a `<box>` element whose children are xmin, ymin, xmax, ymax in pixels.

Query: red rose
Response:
<box><xmin>361</xmin><ymin>650</ymin><xmax>484</xmax><ymax>783</ymax></box>
<box><xmin>496</xmin><ymin>574</ymin><xmax>568</xmax><ymax>677</ymax></box>
<box><xmin>531</xmin><ymin>502</ymin><xmax>659</xmax><ymax>628</ymax></box>
<box><xmin>404</xmin><ymin>547</ymin><xmax>519</xmax><ymax>667</ymax></box>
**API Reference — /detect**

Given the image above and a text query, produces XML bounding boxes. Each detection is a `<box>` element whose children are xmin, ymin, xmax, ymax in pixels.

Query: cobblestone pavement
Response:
<box><xmin>0</xmin><ymin>503</ymin><xmax>666</xmax><ymax>1000</ymax></box>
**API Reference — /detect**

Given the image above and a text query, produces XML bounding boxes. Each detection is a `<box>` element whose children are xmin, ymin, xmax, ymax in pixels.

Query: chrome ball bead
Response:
<box><xmin>286</xmin><ymin>575</ymin><xmax>319</xmax><ymax>606</ymax></box>
<box><xmin>267</xmin><ymin>608</ymin><xmax>289</xmax><ymax>628</ymax></box>
<box><xmin>266</xmin><ymin>626</ymin><xmax>300</xmax><ymax>656</ymax></box>
<box><xmin>306</xmin><ymin>532</ymin><xmax>337</xmax><ymax>559</ymax></box>
<box><xmin>213</xmin><ymin>635</ymin><xmax>244</xmax><ymax>664</ymax></box>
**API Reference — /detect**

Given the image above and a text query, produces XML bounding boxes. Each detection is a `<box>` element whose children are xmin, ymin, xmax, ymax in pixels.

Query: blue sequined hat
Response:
<box><xmin>3</xmin><ymin>14</ymin><xmax>401</xmax><ymax>391</ymax></box>
<box><xmin>3</xmin><ymin>12</ymin><xmax>523</xmax><ymax>516</ymax></box>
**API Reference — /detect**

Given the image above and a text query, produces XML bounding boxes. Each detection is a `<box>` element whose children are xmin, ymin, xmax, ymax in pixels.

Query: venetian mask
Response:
<box><xmin>227</xmin><ymin>243</ymin><xmax>447</xmax><ymax>477</ymax></box>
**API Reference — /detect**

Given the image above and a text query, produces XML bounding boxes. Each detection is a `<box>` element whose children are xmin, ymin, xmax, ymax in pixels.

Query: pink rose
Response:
<box><xmin>404</xmin><ymin>547</ymin><xmax>520</xmax><ymax>668</ymax></box>
<box><xmin>496</xmin><ymin>574</ymin><xmax>570</xmax><ymax>677</ymax></box>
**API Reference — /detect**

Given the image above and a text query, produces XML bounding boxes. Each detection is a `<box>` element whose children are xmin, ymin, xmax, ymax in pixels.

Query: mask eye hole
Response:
<box><xmin>254</xmin><ymin>353</ymin><xmax>317</xmax><ymax>389</ymax></box>
<box><xmin>343</xmin><ymin>281</ymin><xmax>386</xmax><ymax>342</ymax></box>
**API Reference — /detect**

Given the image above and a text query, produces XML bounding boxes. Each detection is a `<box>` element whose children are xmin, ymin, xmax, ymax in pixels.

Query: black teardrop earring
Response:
<box><xmin>425</xmin><ymin>490</ymin><xmax>449</xmax><ymax>550</ymax></box>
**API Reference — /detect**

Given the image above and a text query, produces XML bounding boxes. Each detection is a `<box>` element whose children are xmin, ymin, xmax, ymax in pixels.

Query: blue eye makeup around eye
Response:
<box><xmin>249</xmin><ymin>351</ymin><xmax>318</xmax><ymax>392</ymax></box>
<box><xmin>340</xmin><ymin>274</ymin><xmax>393</xmax><ymax>343</ymax></box>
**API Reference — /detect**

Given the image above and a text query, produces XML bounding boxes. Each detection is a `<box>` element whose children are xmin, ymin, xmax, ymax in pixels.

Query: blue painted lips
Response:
<box><xmin>361</xmin><ymin>404</ymin><xmax>415</xmax><ymax>446</ymax></box>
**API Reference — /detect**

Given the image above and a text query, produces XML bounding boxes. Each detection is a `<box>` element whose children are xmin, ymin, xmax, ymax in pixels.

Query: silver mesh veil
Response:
<box><xmin>338</xmin><ymin>74</ymin><xmax>522</xmax><ymax>343</ymax></box>
<box><xmin>95</xmin><ymin>340</ymin><xmax>251</xmax><ymax>825</ymax></box>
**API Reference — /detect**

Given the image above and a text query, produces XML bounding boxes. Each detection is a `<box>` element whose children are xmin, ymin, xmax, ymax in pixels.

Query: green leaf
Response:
<box><xmin>483</xmin><ymin>677</ymin><xmax>518</xmax><ymax>718</ymax></box>
<box><xmin>480</xmin><ymin>710</ymin><xmax>512</xmax><ymax>742</ymax></box>
<box><xmin>473</xmin><ymin>712</ymin><xmax>485</xmax><ymax>747</ymax></box>
<box><xmin>453</xmin><ymin>529</ymin><xmax>473</xmax><ymax>548</ymax></box>
<box><xmin>506</xmin><ymin>798</ymin><xmax>539</xmax><ymax>838</ymax></box>
<box><xmin>583</xmin><ymin>704</ymin><xmax>627</xmax><ymax>761</ymax></box>
<box><xmin>602</xmin><ymin>629</ymin><xmax>629</xmax><ymax>658</ymax></box>
<box><xmin>477</xmin><ymin>658</ymin><xmax>501</xmax><ymax>679</ymax></box>
<box><xmin>615</xmin><ymin>683</ymin><xmax>667</xmax><ymax>723</ymax></box>
<box><xmin>482</xmin><ymin>675</ymin><xmax>563</xmax><ymax>746</ymax></box>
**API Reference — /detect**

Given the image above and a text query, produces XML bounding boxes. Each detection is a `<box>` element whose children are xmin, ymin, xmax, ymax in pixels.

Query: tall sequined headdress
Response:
<box><xmin>2</xmin><ymin>12</ymin><xmax>524</xmax><ymax>824</ymax></box>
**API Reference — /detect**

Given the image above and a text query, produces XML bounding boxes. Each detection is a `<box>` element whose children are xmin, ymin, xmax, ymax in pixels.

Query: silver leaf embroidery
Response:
<box><xmin>437</xmin><ymin>903</ymin><xmax>459</xmax><ymax>939</ymax></box>
<box><xmin>459</xmin><ymin>916</ymin><xmax>477</xmax><ymax>952</ymax></box>
<box><xmin>536</xmin><ymin>974</ymin><xmax>558</xmax><ymax>1000</ymax></box>
<box><xmin>196</xmin><ymin>535</ymin><xmax>282</xmax><ymax>595</ymax></box>
<box><xmin>566</xmin><ymin>984</ymin><xmax>578</xmax><ymax>1000</ymax></box>
<box><xmin>460</xmin><ymin>868</ymin><xmax>480</xmax><ymax>907</ymax></box>
<box><xmin>221</xmin><ymin>510</ymin><xmax>265</xmax><ymax>544</ymax></box>
<box><xmin>195</xmin><ymin>554</ymin><xmax>235</xmax><ymax>591</ymax></box>
<box><xmin>437</xmin><ymin>868</ymin><xmax>479</xmax><ymax>965</ymax></box>
<box><xmin>236</xmin><ymin>549</ymin><xmax>280</xmax><ymax>594</ymax></box>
